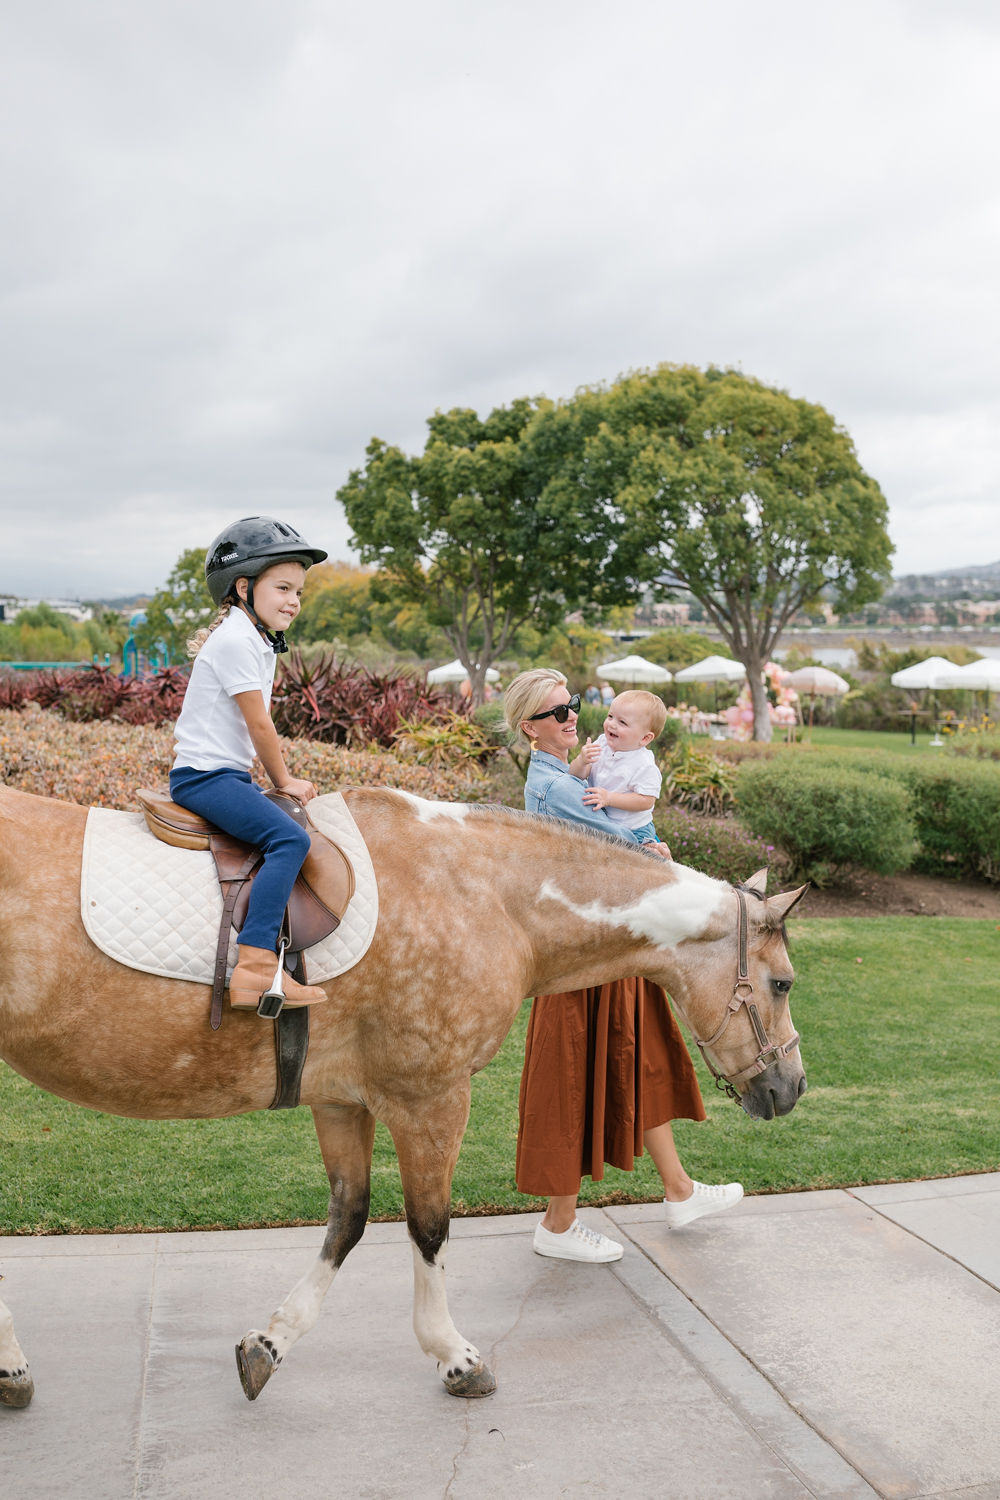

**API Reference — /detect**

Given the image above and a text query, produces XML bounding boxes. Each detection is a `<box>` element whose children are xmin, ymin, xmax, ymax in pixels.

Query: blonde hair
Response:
<box><xmin>613</xmin><ymin>689</ymin><xmax>668</xmax><ymax>739</ymax></box>
<box><xmin>187</xmin><ymin>601</ymin><xmax>233</xmax><ymax>658</ymax></box>
<box><xmin>502</xmin><ymin>668</ymin><xmax>568</xmax><ymax>748</ymax></box>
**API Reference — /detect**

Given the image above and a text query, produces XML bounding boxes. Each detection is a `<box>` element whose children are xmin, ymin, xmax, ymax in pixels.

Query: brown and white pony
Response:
<box><xmin>0</xmin><ymin>784</ymin><xmax>806</xmax><ymax>1409</ymax></box>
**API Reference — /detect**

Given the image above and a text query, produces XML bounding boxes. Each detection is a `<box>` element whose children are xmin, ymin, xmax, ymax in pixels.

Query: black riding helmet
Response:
<box><xmin>204</xmin><ymin>516</ymin><xmax>327</xmax><ymax>652</ymax></box>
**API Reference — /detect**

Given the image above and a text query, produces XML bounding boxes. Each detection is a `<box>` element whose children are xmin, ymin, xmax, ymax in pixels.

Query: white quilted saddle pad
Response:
<box><xmin>80</xmin><ymin>791</ymin><xmax>378</xmax><ymax>985</ymax></box>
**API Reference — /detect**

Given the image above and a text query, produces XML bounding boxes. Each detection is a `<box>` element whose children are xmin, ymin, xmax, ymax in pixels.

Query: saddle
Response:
<box><xmin>135</xmin><ymin>787</ymin><xmax>354</xmax><ymax>1032</ymax></box>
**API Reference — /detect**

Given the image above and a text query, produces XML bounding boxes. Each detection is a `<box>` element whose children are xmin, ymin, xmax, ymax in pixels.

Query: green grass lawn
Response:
<box><xmin>801</xmin><ymin>725</ymin><xmax>939</xmax><ymax>754</ymax></box>
<box><xmin>2</xmin><ymin>918</ymin><xmax>998</xmax><ymax>1234</ymax></box>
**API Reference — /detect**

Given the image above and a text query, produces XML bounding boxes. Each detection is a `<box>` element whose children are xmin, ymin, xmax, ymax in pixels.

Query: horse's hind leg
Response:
<box><xmin>0</xmin><ymin>1296</ymin><xmax>34</xmax><ymax>1409</ymax></box>
<box><xmin>385</xmin><ymin>1088</ymin><xmax>497</xmax><ymax>1399</ymax></box>
<box><xmin>236</xmin><ymin>1102</ymin><xmax>375</xmax><ymax>1402</ymax></box>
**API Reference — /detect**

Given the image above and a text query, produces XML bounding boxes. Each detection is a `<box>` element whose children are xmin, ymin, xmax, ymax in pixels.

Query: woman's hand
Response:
<box><xmin>653</xmin><ymin>841</ymin><xmax>673</xmax><ymax>860</ymax></box>
<box><xmin>277</xmin><ymin>776</ymin><xmax>317</xmax><ymax>803</ymax></box>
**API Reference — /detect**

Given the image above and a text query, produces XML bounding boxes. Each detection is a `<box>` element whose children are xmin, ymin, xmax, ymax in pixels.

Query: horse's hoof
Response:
<box><xmin>443</xmin><ymin>1360</ymin><xmax>497</xmax><ymax>1398</ymax></box>
<box><xmin>0</xmin><ymin>1370</ymin><xmax>34</xmax><ymax>1409</ymax></box>
<box><xmin>235</xmin><ymin>1336</ymin><xmax>278</xmax><ymax>1402</ymax></box>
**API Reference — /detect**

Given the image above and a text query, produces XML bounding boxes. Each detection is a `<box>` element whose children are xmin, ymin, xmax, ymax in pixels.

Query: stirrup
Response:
<box><xmin>256</xmin><ymin>940</ymin><xmax>288</xmax><ymax>1019</ymax></box>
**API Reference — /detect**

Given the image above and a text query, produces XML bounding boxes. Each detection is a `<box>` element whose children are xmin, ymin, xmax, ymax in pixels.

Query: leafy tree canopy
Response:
<box><xmin>135</xmin><ymin>546</ymin><xmax>213</xmax><ymax>662</ymax></box>
<box><xmin>338</xmin><ymin>398</ymin><xmax>618</xmax><ymax>701</ymax></box>
<box><xmin>530</xmin><ymin>364</ymin><xmax>893</xmax><ymax>738</ymax></box>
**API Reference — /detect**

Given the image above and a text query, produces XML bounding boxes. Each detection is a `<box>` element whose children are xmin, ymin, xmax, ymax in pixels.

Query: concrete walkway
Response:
<box><xmin>4</xmin><ymin>1173</ymin><xmax>1000</xmax><ymax>1499</ymax></box>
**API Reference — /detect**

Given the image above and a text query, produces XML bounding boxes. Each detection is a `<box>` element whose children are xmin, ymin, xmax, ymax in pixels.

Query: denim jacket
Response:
<box><xmin>523</xmin><ymin>750</ymin><xmax>639</xmax><ymax>842</ymax></box>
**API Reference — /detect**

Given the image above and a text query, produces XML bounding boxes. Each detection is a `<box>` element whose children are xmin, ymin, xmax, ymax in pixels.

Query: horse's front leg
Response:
<box><xmin>236</xmin><ymin>1101</ymin><xmax>375</xmax><ymax>1401</ymax></box>
<box><xmin>384</xmin><ymin>1086</ymin><xmax>496</xmax><ymax>1399</ymax></box>
<box><xmin>0</xmin><ymin>1295</ymin><xmax>34</xmax><ymax>1408</ymax></box>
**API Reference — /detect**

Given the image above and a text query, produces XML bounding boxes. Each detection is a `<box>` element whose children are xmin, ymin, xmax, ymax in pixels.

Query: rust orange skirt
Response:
<box><xmin>515</xmin><ymin>978</ymin><xmax>707</xmax><ymax>1197</ymax></box>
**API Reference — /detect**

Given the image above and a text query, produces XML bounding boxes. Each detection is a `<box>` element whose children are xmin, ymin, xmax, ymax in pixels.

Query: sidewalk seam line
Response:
<box><xmin>608</xmin><ymin>1219</ymin><xmax>878</xmax><ymax>1499</ymax></box>
<box><xmin>844</xmin><ymin>1189</ymin><xmax>1000</xmax><ymax>1294</ymax></box>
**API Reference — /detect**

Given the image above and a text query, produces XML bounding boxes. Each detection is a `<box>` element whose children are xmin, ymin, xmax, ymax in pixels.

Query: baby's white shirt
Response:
<box><xmin>588</xmin><ymin>736</ymin><xmax>662</xmax><ymax>828</ymax></box>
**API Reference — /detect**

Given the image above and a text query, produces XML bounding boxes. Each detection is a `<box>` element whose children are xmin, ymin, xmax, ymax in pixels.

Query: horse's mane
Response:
<box><xmin>450</xmin><ymin>799</ymin><xmax>671</xmax><ymax>862</ymax></box>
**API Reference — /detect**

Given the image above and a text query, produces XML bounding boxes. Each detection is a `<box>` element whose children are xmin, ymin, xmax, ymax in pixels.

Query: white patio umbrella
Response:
<box><xmin>889</xmin><ymin>656</ymin><xmax>959</xmax><ymax>690</ymax></box>
<box><xmin>890</xmin><ymin>655</ymin><xmax>962</xmax><ymax>744</ymax></box>
<box><xmin>595</xmin><ymin>654</ymin><xmax>672</xmax><ymax>684</ymax></box>
<box><xmin>933</xmin><ymin>657</ymin><xmax>1000</xmax><ymax>727</ymax></box>
<box><xmin>426</xmin><ymin>658</ymin><xmax>500</xmax><ymax>686</ymax></box>
<box><xmin>933</xmin><ymin>657</ymin><xmax>1000</xmax><ymax>691</ymax></box>
<box><xmin>782</xmin><ymin>665</ymin><xmax>850</xmax><ymax>729</ymax></box>
<box><xmin>674</xmin><ymin>653</ymin><xmax>746</xmax><ymax>713</ymax></box>
<box><xmin>673</xmin><ymin>654</ymin><xmax>747</xmax><ymax>684</ymax></box>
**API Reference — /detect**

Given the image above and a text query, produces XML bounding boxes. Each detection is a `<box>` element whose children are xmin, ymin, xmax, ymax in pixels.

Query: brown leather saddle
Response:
<box><xmin>136</xmin><ymin>787</ymin><xmax>354</xmax><ymax>1032</ymax></box>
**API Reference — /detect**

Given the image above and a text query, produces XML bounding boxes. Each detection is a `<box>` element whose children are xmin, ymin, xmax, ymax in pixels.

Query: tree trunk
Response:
<box><xmin>748</xmin><ymin>661</ymin><xmax>773</xmax><ymax>742</ymax></box>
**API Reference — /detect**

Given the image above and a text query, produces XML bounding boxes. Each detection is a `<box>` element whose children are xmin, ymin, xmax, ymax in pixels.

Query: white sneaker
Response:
<box><xmin>662</xmin><ymin>1181</ymin><xmax>744</xmax><ymax>1229</ymax></box>
<box><xmin>533</xmin><ymin>1218</ymin><xmax>624</xmax><ymax>1263</ymax></box>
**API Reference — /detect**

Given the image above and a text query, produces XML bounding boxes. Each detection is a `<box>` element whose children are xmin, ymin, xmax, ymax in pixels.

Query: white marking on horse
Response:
<box><xmin>395</xmin><ymin>791</ymin><xmax>470</xmax><ymax>823</ymax></box>
<box><xmin>538</xmin><ymin>864</ymin><xmax>728</xmax><ymax>950</ymax></box>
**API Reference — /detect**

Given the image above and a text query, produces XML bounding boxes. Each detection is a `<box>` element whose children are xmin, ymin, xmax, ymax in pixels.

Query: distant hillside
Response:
<box><xmin>889</xmin><ymin>561</ymin><xmax>1000</xmax><ymax>597</ymax></box>
<box><xmin>83</xmin><ymin>594</ymin><xmax>153</xmax><ymax>611</ymax></box>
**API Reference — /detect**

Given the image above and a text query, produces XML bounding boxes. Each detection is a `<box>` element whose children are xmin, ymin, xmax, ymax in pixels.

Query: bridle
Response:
<box><xmin>693</xmin><ymin>886</ymin><xmax>800</xmax><ymax>1103</ymax></box>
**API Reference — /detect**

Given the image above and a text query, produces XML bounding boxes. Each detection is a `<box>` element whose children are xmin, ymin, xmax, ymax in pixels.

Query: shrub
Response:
<box><xmin>656</xmin><ymin>808</ymin><xmax>775</xmax><ymax>884</ymax></box>
<box><xmin>0</xmin><ymin>706</ymin><xmax>485</xmax><ymax>810</ymax></box>
<box><xmin>945</xmin><ymin>721</ymin><xmax>1000</xmax><ymax>761</ymax></box>
<box><xmin>393</xmin><ymin>712</ymin><xmax>497</xmax><ymax>777</ymax></box>
<box><xmin>0</xmin><ymin>663</ymin><xmax>190</xmax><ymax>726</ymax></box>
<box><xmin>660</xmin><ymin>740</ymin><xmax>737</xmax><ymax>816</ymax></box>
<box><xmin>736</xmin><ymin>759</ymin><xmax>915</xmax><ymax>884</ymax></box>
<box><xmin>0</xmin><ymin>672</ymin><xmax>29</xmax><ymax>711</ymax></box>
<box><xmin>271</xmin><ymin>648</ymin><xmax>450</xmax><ymax>748</ymax></box>
<box><xmin>905</xmin><ymin>758</ymin><xmax>1000</xmax><ymax>883</ymax></box>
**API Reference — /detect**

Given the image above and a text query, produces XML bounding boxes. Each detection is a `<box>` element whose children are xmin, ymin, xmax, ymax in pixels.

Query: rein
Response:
<box><xmin>693</xmin><ymin>886</ymin><xmax>800</xmax><ymax>1103</ymax></box>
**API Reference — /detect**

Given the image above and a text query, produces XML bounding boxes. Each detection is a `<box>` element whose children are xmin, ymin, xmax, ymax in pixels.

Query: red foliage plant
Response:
<box><xmin>0</xmin><ymin>664</ymin><xmax>190</xmax><ymax>726</ymax></box>
<box><xmin>3</xmin><ymin>654</ymin><xmax>454</xmax><ymax>747</ymax></box>
<box><xmin>271</xmin><ymin>649</ymin><xmax>452</xmax><ymax>748</ymax></box>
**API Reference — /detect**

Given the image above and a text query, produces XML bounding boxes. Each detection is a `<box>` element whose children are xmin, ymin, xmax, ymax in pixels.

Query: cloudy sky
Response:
<box><xmin>3</xmin><ymin>0</ymin><xmax>998</xmax><ymax>600</ymax></box>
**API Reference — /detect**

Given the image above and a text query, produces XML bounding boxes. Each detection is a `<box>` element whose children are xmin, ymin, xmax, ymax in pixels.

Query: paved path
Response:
<box><xmin>4</xmin><ymin>1173</ymin><xmax>1000</xmax><ymax>1498</ymax></box>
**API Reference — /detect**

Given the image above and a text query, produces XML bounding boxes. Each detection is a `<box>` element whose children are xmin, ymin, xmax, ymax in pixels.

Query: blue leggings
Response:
<box><xmin>169</xmin><ymin>767</ymin><xmax>310</xmax><ymax>952</ymax></box>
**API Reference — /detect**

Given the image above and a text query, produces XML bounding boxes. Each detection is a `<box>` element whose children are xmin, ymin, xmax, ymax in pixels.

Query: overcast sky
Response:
<box><xmin>2</xmin><ymin>0</ymin><xmax>998</xmax><ymax>600</ymax></box>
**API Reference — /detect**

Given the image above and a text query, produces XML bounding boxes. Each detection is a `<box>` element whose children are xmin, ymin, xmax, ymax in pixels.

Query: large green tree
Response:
<box><xmin>533</xmin><ymin>365</ymin><xmax>893</xmax><ymax>739</ymax></box>
<box><xmin>337</xmin><ymin>399</ymin><xmax>612</xmax><ymax>703</ymax></box>
<box><xmin>136</xmin><ymin>546</ymin><xmax>214</xmax><ymax>662</ymax></box>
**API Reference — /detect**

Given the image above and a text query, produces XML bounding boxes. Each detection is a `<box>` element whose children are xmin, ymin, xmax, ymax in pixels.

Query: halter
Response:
<box><xmin>693</xmin><ymin>886</ymin><xmax>800</xmax><ymax>1103</ymax></box>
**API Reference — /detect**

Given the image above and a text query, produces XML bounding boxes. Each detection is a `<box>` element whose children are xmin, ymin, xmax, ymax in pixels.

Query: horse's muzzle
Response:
<box><xmin>741</xmin><ymin>1066</ymin><xmax>807</xmax><ymax>1121</ymax></box>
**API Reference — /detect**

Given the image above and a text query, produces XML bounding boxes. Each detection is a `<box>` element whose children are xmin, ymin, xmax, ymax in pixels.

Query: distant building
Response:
<box><xmin>0</xmin><ymin>595</ymin><xmax>94</xmax><ymax>624</ymax></box>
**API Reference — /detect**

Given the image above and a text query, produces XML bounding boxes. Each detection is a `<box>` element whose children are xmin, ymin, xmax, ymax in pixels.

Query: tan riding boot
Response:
<box><xmin>228</xmin><ymin>945</ymin><xmax>327</xmax><ymax>1012</ymax></box>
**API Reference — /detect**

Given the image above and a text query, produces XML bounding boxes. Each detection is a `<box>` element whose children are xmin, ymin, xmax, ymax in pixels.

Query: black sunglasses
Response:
<box><xmin>527</xmin><ymin>693</ymin><xmax>582</xmax><ymax>724</ymax></box>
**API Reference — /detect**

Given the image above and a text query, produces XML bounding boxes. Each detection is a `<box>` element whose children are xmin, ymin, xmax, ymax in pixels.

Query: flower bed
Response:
<box><xmin>0</xmin><ymin>705</ymin><xmax>485</xmax><ymax>811</ymax></box>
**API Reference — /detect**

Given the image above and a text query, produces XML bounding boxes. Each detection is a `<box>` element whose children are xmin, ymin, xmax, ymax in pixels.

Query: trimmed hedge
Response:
<box><xmin>656</xmin><ymin>807</ymin><xmax>775</xmax><ymax>884</ymax></box>
<box><xmin>905</xmin><ymin>759</ymin><xmax>1000</xmax><ymax>883</ymax></box>
<box><xmin>736</xmin><ymin>759</ymin><xmax>916</xmax><ymax>883</ymax></box>
<box><xmin>734</xmin><ymin>750</ymin><xmax>1000</xmax><ymax>884</ymax></box>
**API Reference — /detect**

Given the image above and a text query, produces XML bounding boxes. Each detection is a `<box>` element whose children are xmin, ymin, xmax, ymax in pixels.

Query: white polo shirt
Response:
<box><xmin>587</xmin><ymin>736</ymin><xmax>662</xmax><ymax>829</ymax></box>
<box><xmin>173</xmin><ymin>608</ymin><xmax>277</xmax><ymax>772</ymax></box>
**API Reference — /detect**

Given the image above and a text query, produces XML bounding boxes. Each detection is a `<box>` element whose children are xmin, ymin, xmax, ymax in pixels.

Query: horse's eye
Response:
<box><xmin>772</xmin><ymin>978</ymin><xmax>792</xmax><ymax>995</ymax></box>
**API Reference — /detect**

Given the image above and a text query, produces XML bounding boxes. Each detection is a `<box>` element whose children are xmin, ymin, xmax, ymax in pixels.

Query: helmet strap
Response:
<box><xmin>237</xmin><ymin>579</ymin><xmax>288</xmax><ymax>655</ymax></box>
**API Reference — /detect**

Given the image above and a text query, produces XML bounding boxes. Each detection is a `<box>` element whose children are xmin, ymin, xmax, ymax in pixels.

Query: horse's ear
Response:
<box><xmin>766</xmin><ymin>884</ymin><xmax>810</xmax><ymax>921</ymax></box>
<box><xmin>744</xmin><ymin>868</ymin><xmax>769</xmax><ymax>894</ymax></box>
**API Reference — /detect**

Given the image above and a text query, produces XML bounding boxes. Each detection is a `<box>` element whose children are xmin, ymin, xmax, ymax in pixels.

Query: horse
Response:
<box><xmin>0</xmin><ymin>783</ymin><xmax>807</xmax><ymax>1410</ymax></box>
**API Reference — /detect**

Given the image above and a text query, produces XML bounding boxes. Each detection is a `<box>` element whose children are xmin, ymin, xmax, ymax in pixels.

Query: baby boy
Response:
<box><xmin>571</xmin><ymin>689</ymin><xmax>667</xmax><ymax>845</ymax></box>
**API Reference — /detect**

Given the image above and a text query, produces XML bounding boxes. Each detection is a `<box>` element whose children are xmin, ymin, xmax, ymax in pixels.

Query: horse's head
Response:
<box><xmin>667</xmin><ymin>869</ymin><xmax>808</xmax><ymax>1121</ymax></box>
